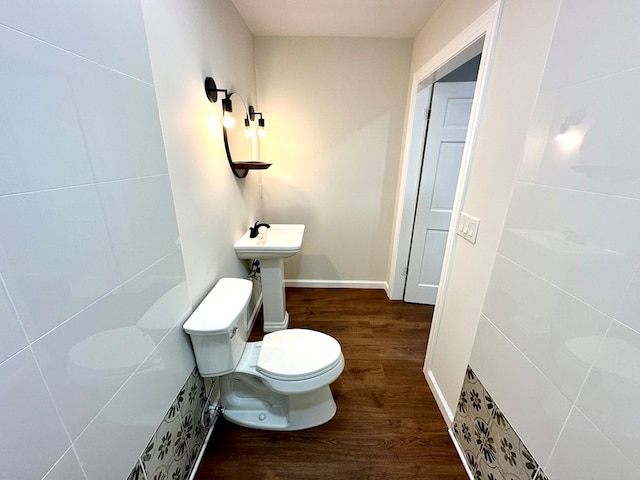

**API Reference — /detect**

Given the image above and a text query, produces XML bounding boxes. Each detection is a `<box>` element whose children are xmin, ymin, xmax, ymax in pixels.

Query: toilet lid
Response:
<box><xmin>257</xmin><ymin>329</ymin><xmax>342</xmax><ymax>380</ymax></box>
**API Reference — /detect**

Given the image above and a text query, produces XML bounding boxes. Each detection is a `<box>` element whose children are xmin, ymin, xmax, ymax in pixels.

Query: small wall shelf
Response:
<box><xmin>233</xmin><ymin>162</ymin><xmax>272</xmax><ymax>170</ymax></box>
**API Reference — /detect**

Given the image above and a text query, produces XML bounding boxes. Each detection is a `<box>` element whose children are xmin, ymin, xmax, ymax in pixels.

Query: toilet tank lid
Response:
<box><xmin>183</xmin><ymin>278</ymin><xmax>253</xmax><ymax>335</ymax></box>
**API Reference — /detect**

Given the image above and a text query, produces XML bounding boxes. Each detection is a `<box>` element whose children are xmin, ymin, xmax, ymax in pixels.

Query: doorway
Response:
<box><xmin>386</xmin><ymin>3</ymin><xmax>501</xmax><ymax>422</ymax></box>
<box><xmin>404</xmin><ymin>56</ymin><xmax>480</xmax><ymax>304</ymax></box>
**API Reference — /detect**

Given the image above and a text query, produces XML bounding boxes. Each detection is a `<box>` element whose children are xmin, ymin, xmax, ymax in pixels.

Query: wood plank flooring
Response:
<box><xmin>195</xmin><ymin>288</ymin><xmax>467</xmax><ymax>480</ymax></box>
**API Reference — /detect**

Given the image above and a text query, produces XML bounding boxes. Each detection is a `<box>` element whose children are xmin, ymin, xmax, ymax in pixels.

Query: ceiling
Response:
<box><xmin>230</xmin><ymin>0</ymin><xmax>445</xmax><ymax>38</ymax></box>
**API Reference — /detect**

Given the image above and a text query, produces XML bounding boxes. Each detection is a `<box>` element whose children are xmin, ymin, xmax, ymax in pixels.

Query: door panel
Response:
<box><xmin>404</xmin><ymin>82</ymin><xmax>476</xmax><ymax>304</ymax></box>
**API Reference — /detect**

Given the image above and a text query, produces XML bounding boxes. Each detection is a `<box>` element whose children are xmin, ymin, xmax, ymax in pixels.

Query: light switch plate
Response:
<box><xmin>457</xmin><ymin>212</ymin><xmax>480</xmax><ymax>244</ymax></box>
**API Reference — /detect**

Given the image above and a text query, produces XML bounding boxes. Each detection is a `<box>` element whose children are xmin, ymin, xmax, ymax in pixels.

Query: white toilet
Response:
<box><xmin>183</xmin><ymin>277</ymin><xmax>344</xmax><ymax>431</ymax></box>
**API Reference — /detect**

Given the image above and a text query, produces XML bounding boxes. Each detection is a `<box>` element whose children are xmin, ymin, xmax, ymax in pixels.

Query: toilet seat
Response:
<box><xmin>257</xmin><ymin>329</ymin><xmax>342</xmax><ymax>381</ymax></box>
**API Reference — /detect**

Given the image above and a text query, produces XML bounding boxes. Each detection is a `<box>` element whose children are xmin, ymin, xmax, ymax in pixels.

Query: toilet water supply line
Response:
<box><xmin>247</xmin><ymin>259</ymin><xmax>261</xmax><ymax>281</ymax></box>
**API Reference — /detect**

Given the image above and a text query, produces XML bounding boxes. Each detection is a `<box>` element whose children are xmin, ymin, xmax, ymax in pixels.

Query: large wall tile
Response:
<box><xmin>541</xmin><ymin>0</ymin><xmax>640</xmax><ymax>91</ymax></box>
<box><xmin>615</xmin><ymin>267</ymin><xmax>640</xmax><ymax>333</ymax></box>
<box><xmin>470</xmin><ymin>316</ymin><xmax>572</xmax><ymax>465</ymax></box>
<box><xmin>0</xmin><ymin>186</ymin><xmax>120</xmax><ymax>341</ymax></box>
<box><xmin>0</xmin><ymin>276</ymin><xmax>27</xmax><ymax>363</ymax></box>
<box><xmin>0</xmin><ymin>0</ymin><xmax>153</xmax><ymax>82</ymax></box>
<box><xmin>575</xmin><ymin>321</ymin><xmax>640</xmax><ymax>470</ymax></box>
<box><xmin>97</xmin><ymin>176</ymin><xmax>180</xmax><ymax>282</ymax></box>
<box><xmin>75</xmin><ymin>324</ymin><xmax>194</xmax><ymax>480</ymax></box>
<box><xmin>43</xmin><ymin>448</ymin><xmax>86</xmax><ymax>480</ymax></box>
<box><xmin>483</xmin><ymin>254</ymin><xmax>611</xmax><ymax>400</ymax></box>
<box><xmin>32</xmin><ymin>250</ymin><xmax>189</xmax><ymax>439</ymax></box>
<box><xmin>545</xmin><ymin>407</ymin><xmax>640</xmax><ymax>479</ymax></box>
<box><xmin>520</xmin><ymin>68</ymin><xmax>640</xmax><ymax>200</ymax></box>
<box><xmin>0</xmin><ymin>350</ymin><xmax>70</xmax><ymax>479</ymax></box>
<box><xmin>499</xmin><ymin>183</ymin><xmax>640</xmax><ymax>316</ymax></box>
<box><xmin>0</xmin><ymin>25</ymin><xmax>167</xmax><ymax>196</ymax></box>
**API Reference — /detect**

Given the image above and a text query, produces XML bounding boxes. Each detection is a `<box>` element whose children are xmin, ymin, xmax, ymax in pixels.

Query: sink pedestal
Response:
<box><xmin>260</xmin><ymin>258</ymin><xmax>289</xmax><ymax>332</ymax></box>
<box><xmin>234</xmin><ymin>224</ymin><xmax>305</xmax><ymax>333</ymax></box>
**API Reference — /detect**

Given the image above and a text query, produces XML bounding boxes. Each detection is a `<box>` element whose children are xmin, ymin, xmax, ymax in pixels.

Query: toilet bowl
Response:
<box><xmin>183</xmin><ymin>277</ymin><xmax>344</xmax><ymax>431</ymax></box>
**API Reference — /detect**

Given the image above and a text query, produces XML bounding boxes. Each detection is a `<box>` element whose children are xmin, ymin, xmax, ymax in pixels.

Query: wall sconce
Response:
<box><xmin>204</xmin><ymin>77</ymin><xmax>235</xmax><ymax>128</ymax></box>
<box><xmin>244</xmin><ymin>117</ymin><xmax>252</xmax><ymax>137</ymax></box>
<box><xmin>249</xmin><ymin>105</ymin><xmax>266</xmax><ymax>137</ymax></box>
<box><xmin>204</xmin><ymin>76</ymin><xmax>272</xmax><ymax>178</ymax></box>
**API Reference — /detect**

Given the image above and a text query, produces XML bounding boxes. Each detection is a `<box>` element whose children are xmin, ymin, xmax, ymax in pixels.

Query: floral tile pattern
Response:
<box><xmin>127</xmin><ymin>367</ymin><xmax>214</xmax><ymax>480</ymax></box>
<box><xmin>127</xmin><ymin>459</ymin><xmax>145</xmax><ymax>480</ymax></box>
<box><xmin>453</xmin><ymin>366</ymin><xmax>548</xmax><ymax>480</ymax></box>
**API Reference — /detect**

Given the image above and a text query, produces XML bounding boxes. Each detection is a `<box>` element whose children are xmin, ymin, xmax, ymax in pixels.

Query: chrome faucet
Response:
<box><xmin>249</xmin><ymin>221</ymin><xmax>271</xmax><ymax>238</ymax></box>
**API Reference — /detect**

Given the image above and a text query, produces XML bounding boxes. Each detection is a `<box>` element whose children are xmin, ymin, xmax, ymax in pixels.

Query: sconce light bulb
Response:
<box><xmin>258</xmin><ymin>127</ymin><xmax>266</xmax><ymax>138</ymax></box>
<box><xmin>222</xmin><ymin>113</ymin><xmax>235</xmax><ymax>129</ymax></box>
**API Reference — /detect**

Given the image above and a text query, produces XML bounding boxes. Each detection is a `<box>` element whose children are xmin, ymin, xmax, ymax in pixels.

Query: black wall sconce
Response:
<box><xmin>249</xmin><ymin>105</ymin><xmax>266</xmax><ymax>137</ymax></box>
<box><xmin>204</xmin><ymin>76</ymin><xmax>271</xmax><ymax>178</ymax></box>
<box><xmin>204</xmin><ymin>77</ymin><xmax>235</xmax><ymax>128</ymax></box>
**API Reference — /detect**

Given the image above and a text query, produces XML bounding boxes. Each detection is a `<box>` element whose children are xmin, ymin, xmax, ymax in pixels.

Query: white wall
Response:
<box><xmin>254</xmin><ymin>37</ymin><xmax>412</xmax><ymax>287</ymax></box>
<box><xmin>471</xmin><ymin>0</ymin><xmax>640</xmax><ymax>476</ymax></box>
<box><xmin>0</xmin><ymin>0</ymin><xmax>261</xmax><ymax>478</ymax></box>
<box><xmin>415</xmin><ymin>0</ymin><xmax>562</xmax><ymax>420</ymax></box>
<box><xmin>141</xmin><ymin>0</ymin><xmax>262</xmax><ymax>307</ymax></box>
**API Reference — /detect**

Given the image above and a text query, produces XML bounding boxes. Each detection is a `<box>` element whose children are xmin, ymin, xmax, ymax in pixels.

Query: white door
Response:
<box><xmin>404</xmin><ymin>81</ymin><xmax>476</xmax><ymax>304</ymax></box>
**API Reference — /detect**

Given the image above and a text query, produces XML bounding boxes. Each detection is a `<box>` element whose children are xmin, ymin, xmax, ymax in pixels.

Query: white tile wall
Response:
<box><xmin>0</xmin><ymin>350</ymin><xmax>70</xmax><ymax>479</ymax></box>
<box><xmin>96</xmin><ymin>177</ymin><xmax>180</xmax><ymax>282</ymax></box>
<box><xmin>74</xmin><ymin>323</ymin><xmax>195</xmax><ymax>480</ymax></box>
<box><xmin>0</xmin><ymin>186</ymin><xmax>121</xmax><ymax>341</ymax></box>
<box><xmin>541</xmin><ymin>0</ymin><xmax>640</xmax><ymax>92</ymax></box>
<box><xmin>545</xmin><ymin>408</ymin><xmax>640</xmax><ymax>479</ymax></box>
<box><xmin>31</xmin><ymin>251</ymin><xmax>189</xmax><ymax>439</ymax></box>
<box><xmin>469</xmin><ymin>316</ymin><xmax>572</xmax><ymax>464</ymax></box>
<box><xmin>43</xmin><ymin>448</ymin><xmax>86</xmax><ymax>480</ymax></box>
<box><xmin>0</xmin><ymin>0</ymin><xmax>153</xmax><ymax>83</ymax></box>
<box><xmin>0</xmin><ymin>2</ymin><xmax>196</xmax><ymax>478</ymax></box>
<box><xmin>483</xmin><ymin>254</ymin><xmax>610</xmax><ymax>400</ymax></box>
<box><xmin>614</xmin><ymin>266</ymin><xmax>640</xmax><ymax>333</ymax></box>
<box><xmin>520</xmin><ymin>68</ymin><xmax>640</xmax><ymax>201</ymax></box>
<box><xmin>575</xmin><ymin>321</ymin><xmax>640</xmax><ymax>470</ymax></box>
<box><xmin>0</xmin><ymin>24</ymin><xmax>167</xmax><ymax>196</ymax></box>
<box><xmin>0</xmin><ymin>277</ymin><xmax>28</xmax><ymax>363</ymax></box>
<box><xmin>499</xmin><ymin>183</ymin><xmax>640</xmax><ymax>316</ymax></box>
<box><xmin>470</xmin><ymin>0</ymin><xmax>640</xmax><ymax>475</ymax></box>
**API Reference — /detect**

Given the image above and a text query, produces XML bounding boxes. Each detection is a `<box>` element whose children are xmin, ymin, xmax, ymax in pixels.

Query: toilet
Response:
<box><xmin>183</xmin><ymin>277</ymin><xmax>344</xmax><ymax>431</ymax></box>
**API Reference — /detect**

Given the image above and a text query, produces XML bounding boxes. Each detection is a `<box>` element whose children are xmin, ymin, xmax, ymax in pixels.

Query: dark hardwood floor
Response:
<box><xmin>195</xmin><ymin>288</ymin><xmax>467</xmax><ymax>480</ymax></box>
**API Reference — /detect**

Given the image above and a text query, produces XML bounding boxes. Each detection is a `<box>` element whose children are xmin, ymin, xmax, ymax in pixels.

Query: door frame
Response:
<box><xmin>387</xmin><ymin>3</ymin><xmax>502</xmax><ymax>421</ymax></box>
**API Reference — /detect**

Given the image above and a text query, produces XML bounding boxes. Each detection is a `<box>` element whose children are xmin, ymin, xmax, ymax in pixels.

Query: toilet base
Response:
<box><xmin>219</xmin><ymin>373</ymin><xmax>337</xmax><ymax>431</ymax></box>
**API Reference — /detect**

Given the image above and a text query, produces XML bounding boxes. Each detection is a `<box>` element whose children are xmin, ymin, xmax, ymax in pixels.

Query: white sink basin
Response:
<box><xmin>234</xmin><ymin>224</ymin><xmax>305</xmax><ymax>259</ymax></box>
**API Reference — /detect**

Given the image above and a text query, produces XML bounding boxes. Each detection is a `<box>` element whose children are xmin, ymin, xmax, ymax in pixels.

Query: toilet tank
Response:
<box><xmin>183</xmin><ymin>278</ymin><xmax>253</xmax><ymax>377</ymax></box>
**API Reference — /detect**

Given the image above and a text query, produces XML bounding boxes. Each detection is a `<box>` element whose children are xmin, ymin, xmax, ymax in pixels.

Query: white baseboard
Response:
<box><xmin>424</xmin><ymin>368</ymin><xmax>455</xmax><ymax>425</ymax></box>
<box><xmin>448</xmin><ymin>427</ymin><xmax>474</xmax><ymax>480</ymax></box>
<box><xmin>284</xmin><ymin>279</ymin><xmax>389</xmax><ymax>290</ymax></box>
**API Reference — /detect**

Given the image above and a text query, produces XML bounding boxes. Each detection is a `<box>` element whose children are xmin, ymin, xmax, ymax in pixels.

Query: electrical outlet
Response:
<box><xmin>457</xmin><ymin>212</ymin><xmax>480</xmax><ymax>245</ymax></box>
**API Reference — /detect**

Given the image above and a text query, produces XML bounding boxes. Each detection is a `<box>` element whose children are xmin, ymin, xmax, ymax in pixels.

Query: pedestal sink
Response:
<box><xmin>234</xmin><ymin>224</ymin><xmax>304</xmax><ymax>332</ymax></box>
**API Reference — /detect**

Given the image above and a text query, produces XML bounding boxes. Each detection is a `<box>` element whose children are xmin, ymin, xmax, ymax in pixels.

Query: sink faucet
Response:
<box><xmin>249</xmin><ymin>221</ymin><xmax>271</xmax><ymax>238</ymax></box>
